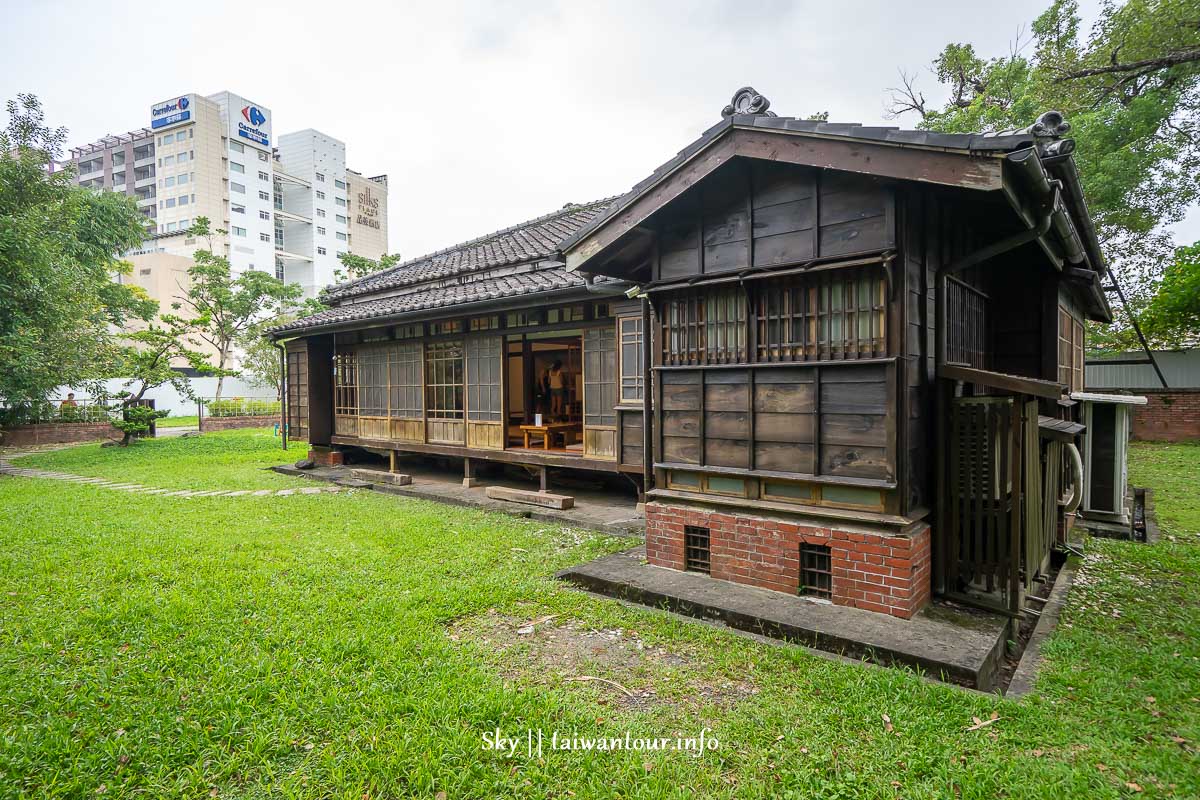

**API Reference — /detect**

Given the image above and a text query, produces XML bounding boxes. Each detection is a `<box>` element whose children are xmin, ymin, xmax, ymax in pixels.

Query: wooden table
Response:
<box><xmin>520</xmin><ymin>422</ymin><xmax>579</xmax><ymax>450</ymax></box>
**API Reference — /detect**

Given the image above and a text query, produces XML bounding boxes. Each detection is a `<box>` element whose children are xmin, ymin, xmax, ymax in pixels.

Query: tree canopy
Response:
<box><xmin>175</xmin><ymin>217</ymin><xmax>301</xmax><ymax>399</ymax></box>
<box><xmin>887</xmin><ymin>0</ymin><xmax>1200</xmax><ymax>348</ymax></box>
<box><xmin>0</xmin><ymin>94</ymin><xmax>155</xmax><ymax>407</ymax></box>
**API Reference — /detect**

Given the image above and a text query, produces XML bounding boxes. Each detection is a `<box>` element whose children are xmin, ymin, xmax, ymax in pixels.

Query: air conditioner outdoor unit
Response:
<box><xmin>1071</xmin><ymin>392</ymin><xmax>1148</xmax><ymax>528</ymax></box>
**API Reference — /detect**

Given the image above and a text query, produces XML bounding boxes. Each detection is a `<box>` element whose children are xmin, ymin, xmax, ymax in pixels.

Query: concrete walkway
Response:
<box><xmin>0</xmin><ymin>457</ymin><xmax>342</xmax><ymax>499</ymax></box>
<box><xmin>273</xmin><ymin>461</ymin><xmax>645</xmax><ymax>537</ymax></box>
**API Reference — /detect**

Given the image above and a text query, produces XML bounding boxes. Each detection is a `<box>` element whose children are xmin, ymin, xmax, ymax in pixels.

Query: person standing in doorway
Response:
<box><xmin>548</xmin><ymin>360</ymin><xmax>566</xmax><ymax>420</ymax></box>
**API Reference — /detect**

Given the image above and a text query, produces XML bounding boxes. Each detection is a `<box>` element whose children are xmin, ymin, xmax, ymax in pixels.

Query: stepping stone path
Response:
<box><xmin>0</xmin><ymin>454</ymin><xmax>343</xmax><ymax>499</ymax></box>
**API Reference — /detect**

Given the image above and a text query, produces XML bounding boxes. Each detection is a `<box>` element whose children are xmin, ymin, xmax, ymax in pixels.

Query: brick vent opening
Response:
<box><xmin>684</xmin><ymin>526</ymin><xmax>711</xmax><ymax>574</ymax></box>
<box><xmin>800</xmin><ymin>543</ymin><xmax>832</xmax><ymax>598</ymax></box>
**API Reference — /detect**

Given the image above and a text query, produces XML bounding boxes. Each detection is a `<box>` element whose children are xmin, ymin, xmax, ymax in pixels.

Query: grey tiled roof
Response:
<box><xmin>323</xmin><ymin>198</ymin><xmax>615</xmax><ymax>302</ymax></box>
<box><xmin>271</xmin><ymin>267</ymin><xmax>596</xmax><ymax>334</ymax></box>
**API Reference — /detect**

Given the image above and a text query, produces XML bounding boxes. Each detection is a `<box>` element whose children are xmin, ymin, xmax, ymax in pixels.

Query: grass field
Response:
<box><xmin>1</xmin><ymin>431</ymin><xmax>1196</xmax><ymax>798</ymax></box>
<box><xmin>156</xmin><ymin>414</ymin><xmax>199</xmax><ymax>429</ymax></box>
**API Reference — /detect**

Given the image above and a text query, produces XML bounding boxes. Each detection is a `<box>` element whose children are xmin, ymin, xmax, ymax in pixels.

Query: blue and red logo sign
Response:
<box><xmin>241</xmin><ymin>105</ymin><xmax>266</xmax><ymax>126</ymax></box>
<box><xmin>151</xmin><ymin>95</ymin><xmax>191</xmax><ymax>129</ymax></box>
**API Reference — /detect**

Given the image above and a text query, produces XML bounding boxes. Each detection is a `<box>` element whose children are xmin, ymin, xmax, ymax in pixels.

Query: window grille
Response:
<box><xmin>946</xmin><ymin>277</ymin><xmax>988</xmax><ymax>368</ymax></box>
<box><xmin>388</xmin><ymin>341</ymin><xmax>423</xmax><ymax>419</ymax></box>
<box><xmin>684</xmin><ymin>526</ymin><xmax>711</xmax><ymax>574</ymax></box>
<box><xmin>358</xmin><ymin>347</ymin><xmax>388</xmax><ymax>416</ymax></box>
<box><xmin>1057</xmin><ymin>305</ymin><xmax>1085</xmax><ymax>392</ymax></box>
<box><xmin>800</xmin><ymin>543</ymin><xmax>832</xmax><ymax>598</ymax></box>
<box><xmin>618</xmin><ymin>316</ymin><xmax>644</xmax><ymax>403</ymax></box>
<box><xmin>756</xmin><ymin>267</ymin><xmax>886</xmax><ymax>362</ymax></box>
<box><xmin>424</xmin><ymin>340</ymin><xmax>464</xmax><ymax>419</ymax></box>
<box><xmin>333</xmin><ymin>351</ymin><xmax>358</xmax><ymax>415</ymax></box>
<box><xmin>661</xmin><ymin>285</ymin><xmax>747</xmax><ymax>366</ymax></box>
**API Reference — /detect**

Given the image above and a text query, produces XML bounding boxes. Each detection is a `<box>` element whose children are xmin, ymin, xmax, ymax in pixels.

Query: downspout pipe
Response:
<box><xmin>1008</xmin><ymin>148</ymin><xmax>1086</xmax><ymax>267</ymax></box>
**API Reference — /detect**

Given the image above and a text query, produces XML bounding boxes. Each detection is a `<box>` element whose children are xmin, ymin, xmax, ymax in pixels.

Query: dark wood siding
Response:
<box><xmin>620</xmin><ymin>410</ymin><xmax>644</xmax><ymax>467</ymax></box>
<box><xmin>652</xmin><ymin>161</ymin><xmax>895</xmax><ymax>282</ymax></box>
<box><xmin>658</xmin><ymin>362</ymin><xmax>892</xmax><ymax>482</ymax></box>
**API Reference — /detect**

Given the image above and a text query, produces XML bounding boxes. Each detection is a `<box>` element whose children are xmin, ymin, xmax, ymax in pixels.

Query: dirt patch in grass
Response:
<box><xmin>449</xmin><ymin>609</ymin><xmax>758</xmax><ymax>711</ymax></box>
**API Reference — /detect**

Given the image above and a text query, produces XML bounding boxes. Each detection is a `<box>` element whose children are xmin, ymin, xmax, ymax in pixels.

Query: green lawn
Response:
<box><xmin>0</xmin><ymin>434</ymin><xmax>1196</xmax><ymax>798</ymax></box>
<box><xmin>156</xmin><ymin>414</ymin><xmax>199</xmax><ymax>429</ymax></box>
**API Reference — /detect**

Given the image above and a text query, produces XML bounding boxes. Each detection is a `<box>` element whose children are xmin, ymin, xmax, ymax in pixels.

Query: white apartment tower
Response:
<box><xmin>274</xmin><ymin>130</ymin><xmax>350</xmax><ymax>298</ymax></box>
<box><xmin>67</xmin><ymin>89</ymin><xmax>389</xmax><ymax>301</ymax></box>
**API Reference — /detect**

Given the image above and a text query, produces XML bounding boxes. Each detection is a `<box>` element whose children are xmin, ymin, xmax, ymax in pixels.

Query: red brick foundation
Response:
<box><xmin>308</xmin><ymin>446</ymin><xmax>344</xmax><ymax>467</ymax></box>
<box><xmin>645</xmin><ymin>502</ymin><xmax>931</xmax><ymax>619</ymax></box>
<box><xmin>1132</xmin><ymin>389</ymin><xmax>1200</xmax><ymax>443</ymax></box>
<box><xmin>0</xmin><ymin>421</ymin><xmax>119</xmax><ymax>447</ymax></box>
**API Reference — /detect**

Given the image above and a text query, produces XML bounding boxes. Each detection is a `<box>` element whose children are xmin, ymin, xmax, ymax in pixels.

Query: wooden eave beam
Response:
<box><xmin>567</xmin><ymin>126</ymin><xmax>1005</xmax><ymax>274</ymax></box>
<box><xmin>937</xmin><ymin>363</ymin><xmax>1065</xmax><ymax>400</ymax></box>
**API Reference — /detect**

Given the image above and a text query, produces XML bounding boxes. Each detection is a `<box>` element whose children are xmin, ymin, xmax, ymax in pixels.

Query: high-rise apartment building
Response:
<box><xmin>66</xmin><ymin>90</ymin><xmax>389</xmax><ymax>301</ymax></box>
<box><xmin>346</xmin><ymin>170</ymin><xmax>389</xmax><ymax>262</ymax></box>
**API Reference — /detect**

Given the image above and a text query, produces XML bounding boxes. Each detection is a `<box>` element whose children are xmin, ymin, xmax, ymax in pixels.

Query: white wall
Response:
<box><xmin>68</xmin><ymin>376</ymin><xmax>274</xmax><ymax>416</ymax></box>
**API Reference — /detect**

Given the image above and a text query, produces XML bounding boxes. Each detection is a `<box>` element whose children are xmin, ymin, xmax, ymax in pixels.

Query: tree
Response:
<box><xmin>175</xmin><ymin>217</ymin><xmax>301</xmax><ymax>400</ymax></box>
<box><xmin>238</xmin><ymin>326</ymin><xmax>284</xmax><ymax>399</ymax></box>
<box><xmin>334</xmin><ymin>250</ymin><xmax>401</xmax><ymax>283</ymax></box>
<box><xmin>0</xmin><ymin>93</ymin><xmax>155</xmax><ymax>408</ymax></box>
<box><xmin>886</xmin><ymin>0</ymin><xmax>1200</xmax><ymax>345</ymax></box>
<box><xmin>1142</xmin><ymin>241</ymin><xmax>1200</xmax><ymax>348</ymax></box>
<box><xmin>107</xmin><ymin>314</ymin><xmax>222</xmax><ymax>445</ymax></box>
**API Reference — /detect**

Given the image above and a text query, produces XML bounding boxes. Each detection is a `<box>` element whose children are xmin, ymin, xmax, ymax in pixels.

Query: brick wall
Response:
<box><xmin>645</xmin><ymin>502</ymin><xmax>932</xmax><ymax>619</ymax></box>
<box><xmin>308</xmin><ymin>445</ymin><xmax>344</xmax><ymax>467</ymax></box>
<box><xmin>0</xmin><ymin>421</ymin><xmax>119</xmax><ymax>448</ymax></box>
<box><xmin>1132</xmin><ymin>389</ymin><xmax>1200</xmax><ymax>443</ymax></box>
<box><xmin>198</xmin><ymin>415</ymin><xmax>278</xmax><ymax>432</ymax></box>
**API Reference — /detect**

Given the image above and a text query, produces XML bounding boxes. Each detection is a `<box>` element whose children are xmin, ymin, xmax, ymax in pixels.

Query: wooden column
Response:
<box><xmin>463</xmin><ymin>457</ymin><xmax>479</xmax><ymax>488</ymax></box>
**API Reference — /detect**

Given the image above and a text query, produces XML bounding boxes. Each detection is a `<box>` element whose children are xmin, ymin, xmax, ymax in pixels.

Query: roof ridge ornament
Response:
<box><xmin>1027</xmin><ymin>110</ymin><xmax>1071</xmax><ymax>138</ymax></box>
<box><xmin>722</xmin><ymin>87</ymin><xmax>777</xmax><ymax>118</ymax></box>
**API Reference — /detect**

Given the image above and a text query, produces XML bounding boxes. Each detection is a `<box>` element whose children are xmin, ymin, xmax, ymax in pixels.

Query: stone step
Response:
<box><xmin>485</xmin><ymin>486</ymin><xmax>574</xmax><ymax>510</ymax></box>
<box><xmin>350</xmin><ymin>468</ymin><xmax>412</xmax><ymax>487</ymax></box>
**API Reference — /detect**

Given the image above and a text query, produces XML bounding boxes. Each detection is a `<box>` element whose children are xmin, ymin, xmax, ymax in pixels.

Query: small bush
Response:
<box><xmin>205</xmin><ymin>398</ymin><xmax>281</xmax><ymax>418</ymax></box>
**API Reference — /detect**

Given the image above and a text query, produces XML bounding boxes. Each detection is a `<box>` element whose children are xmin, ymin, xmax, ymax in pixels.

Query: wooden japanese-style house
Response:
<box><xmin>274</xmin><ymin>87</ymin><xmax>1110</xmax><ymax>621</ymax></box>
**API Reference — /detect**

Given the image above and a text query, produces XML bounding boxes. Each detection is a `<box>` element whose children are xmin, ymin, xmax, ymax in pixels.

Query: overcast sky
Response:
<box><xmin>4</xmin><ymin>0</ymin><xmax>1197</xmax><ymax>260</ymax></box>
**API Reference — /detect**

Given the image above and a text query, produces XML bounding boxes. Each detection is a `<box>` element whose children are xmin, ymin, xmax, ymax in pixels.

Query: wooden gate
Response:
<box><xmin>943</xmin><ymin>394</ymin><xmax>1050</xmax><ymax>616</ymax></box>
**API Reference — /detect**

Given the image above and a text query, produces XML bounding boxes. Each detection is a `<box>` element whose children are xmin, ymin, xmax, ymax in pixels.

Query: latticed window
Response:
<box><xmin>1057</xmin><ymin>305</ymin><xmax>1085</xmax><ymax>392</ymax></box>
<box><xmin>618</xmin><ymin>316</ymin><xmax>644</xmax><ymax>403</ymax></box>
<box><xmin>755</xmin><ymin>267</ymin><xmax>887</xmax><ymax>362</ymax></box>
<box><xmin>388</xmin><ymin>341</ymin><xmax>423</xmax><ymax>418</ymax></box>
<box><xmin>285</xmin><ymin>349</ymin><xmax>308</xmax><ymax>435</ymax></box>
<box><xmin>946</xmin><ymin>277</ymin><xmax>988</xmax><ymax>368</ymax></box>
<box><xmin>358</xmin><ymin>347</ymin><xmax>388</xmax><ymax>416</ymax></box>
<box><xmin>333</xmin><ymin>351</ymin><xmax>358</xmax><ymax>415</ymax></box>
<box><xmin>660</xmin><ymin>267</ymin><xmax>887</xmax><ymax>367</ymax></box>
<box><xmin>425</xmin><ymin>340</ymin><xmax>464</xmax><ymax>419</ymax></box>
<box><xmin>661</xmin><ymin>285</ymin><xmax>747</xmax><ymax>366</ymax></box>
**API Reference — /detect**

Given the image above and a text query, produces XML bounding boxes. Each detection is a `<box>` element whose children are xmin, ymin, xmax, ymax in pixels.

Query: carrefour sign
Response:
<box><xmin>236</xmin><ymin>104</ymin><xmax>270</xmax><ymax>148</ymax></box>
<box><xmin>151</xmin><ymin>95</ymin><xmax>192</xmax><ymax>129</ymax></box>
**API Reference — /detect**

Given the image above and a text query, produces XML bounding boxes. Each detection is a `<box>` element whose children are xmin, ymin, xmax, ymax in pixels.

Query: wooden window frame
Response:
<box><xmin>357</xmin><ymin>346</ymin><xmax>389</xmax><ymax>416</ymax></box>
<box><xmin>424</xmin><ymin>340</ymin><xmax>465</xmax><ymax>420</ymax></box>
<box><xmin>618</xmin><ymin>315</ymin><xmax>645</xmax><ymax>406</ymax></box>
<box><xmin>755</xmin><ymin>266</ymin><xmax>887</xmax><ymax>363</ymax></box>
<box><xmin>388</xmin><ymin>341</ymin><xmax>423</xmax><ymax>419</ymax></box>
<box><xmin>333</xmin><ymin>351</ymin><xmax>359</xmax><ymax>415</ymax></box>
